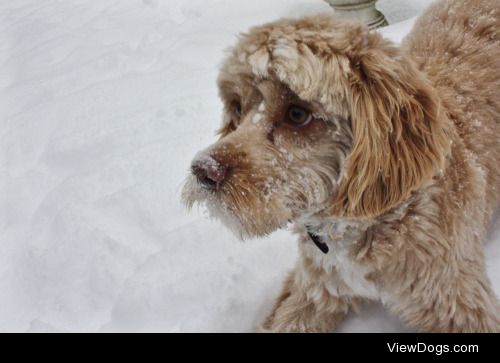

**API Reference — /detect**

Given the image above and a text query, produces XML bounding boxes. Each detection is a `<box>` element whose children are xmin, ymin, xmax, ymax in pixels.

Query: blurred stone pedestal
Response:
<box><xmin>324</xmin><ymin>0</ymin><xmax>388</xmax><ymax>29</ymax></box>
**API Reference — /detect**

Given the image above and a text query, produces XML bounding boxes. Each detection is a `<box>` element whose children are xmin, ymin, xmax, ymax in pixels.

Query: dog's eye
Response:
<box><xmin>286</xmin><ymin>106</ymin><xmax>312</xmax><ymax>127</ymax></box>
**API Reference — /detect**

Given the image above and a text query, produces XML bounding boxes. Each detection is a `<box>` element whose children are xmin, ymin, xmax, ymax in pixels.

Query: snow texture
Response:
<box><xmin>0</xmin><ymin>0</ymin><xmax>497</xmax><ymax>332</ymax></box>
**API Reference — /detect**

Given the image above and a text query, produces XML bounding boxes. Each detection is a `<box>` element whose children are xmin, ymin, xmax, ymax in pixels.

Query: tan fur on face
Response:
<box><xmin>183</xmin><ymin>77</ymin><xmax>353</xmax><ymax>238</ymax></box>
<box><xmin>183</xmin><ymin>0</ymin><xmax>500</xmax><ymax>332</ymax></box>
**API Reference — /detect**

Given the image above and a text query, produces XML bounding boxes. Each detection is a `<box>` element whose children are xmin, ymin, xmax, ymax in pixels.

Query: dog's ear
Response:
<box><xmin>332</xmin><ymin>34</ymin><xmax>450</xmax><ymax>218</ymax></box>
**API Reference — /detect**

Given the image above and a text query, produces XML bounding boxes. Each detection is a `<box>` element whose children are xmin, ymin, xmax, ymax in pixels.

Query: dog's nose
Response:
<box><xmin>191</xmin><ymin>155</ymin><xmax>228</xmax><ymax>191</ymax></box>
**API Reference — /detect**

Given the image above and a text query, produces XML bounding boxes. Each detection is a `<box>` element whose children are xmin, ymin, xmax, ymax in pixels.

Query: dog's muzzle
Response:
<box><xmin>191</xmin><ymin>155</ymin><xmax>228</xmax><ymax>191</ymax></box>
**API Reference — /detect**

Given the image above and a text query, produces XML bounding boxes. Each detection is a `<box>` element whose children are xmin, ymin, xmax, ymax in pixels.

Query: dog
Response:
<box><xmin>182</xmin><ymin>0</ymin><xmax>500</xmax><ymax>332</ymax></box>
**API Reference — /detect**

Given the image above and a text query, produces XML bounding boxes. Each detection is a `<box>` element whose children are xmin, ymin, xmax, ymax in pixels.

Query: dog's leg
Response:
<box><xmin>387</xmin><ymin>259</ymin><xmax>500</xmax><ymax>333</ymax></box>
<box><xmin>261</xmin><ymin>270</ymin><xmax>360</xmax><ymax>333</ymax></box>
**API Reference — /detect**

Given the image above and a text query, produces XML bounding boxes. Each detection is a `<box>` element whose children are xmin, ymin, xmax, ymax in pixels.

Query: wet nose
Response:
<box><xmin>191</xmin><ymin>155</ymin><xmax>228</xmax><ymax>191</ymax></box>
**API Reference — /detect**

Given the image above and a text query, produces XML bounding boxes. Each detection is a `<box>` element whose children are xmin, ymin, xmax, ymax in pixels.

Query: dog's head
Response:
<box><xmin>183</xmin><ymin>15</ymin><xmax>449</xmax><ymax>238</ymax></box>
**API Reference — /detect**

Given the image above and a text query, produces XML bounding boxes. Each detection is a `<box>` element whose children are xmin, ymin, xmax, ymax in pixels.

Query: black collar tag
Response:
<box><xmin>307</xmin><ymin>231</ymin><xmax>329</xmax><ymax>254</ymax></box>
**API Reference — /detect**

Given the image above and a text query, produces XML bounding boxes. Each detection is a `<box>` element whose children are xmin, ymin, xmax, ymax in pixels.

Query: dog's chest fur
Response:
<box><xmin>298</xmin><ymin>220</ymin><xmax>381</xmax><ymax>300</ymax></box>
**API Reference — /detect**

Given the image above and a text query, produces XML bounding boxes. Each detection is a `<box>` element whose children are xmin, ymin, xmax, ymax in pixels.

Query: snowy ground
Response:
<box><xmin>0</xmin><ymin>0</ymin><xmax>498</xmax><ymax>332</ymax></box>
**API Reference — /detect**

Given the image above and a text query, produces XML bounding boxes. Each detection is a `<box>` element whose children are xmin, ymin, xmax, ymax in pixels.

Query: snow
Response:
<box><xmin>252</xmin><ymin>113</ymin><xmax>263</xmax><ymax>125</ymax></box>
<box><xmin>0</xmin><ymin>0</ymin><xmax>498</xmax><ymax>332</ymax></box>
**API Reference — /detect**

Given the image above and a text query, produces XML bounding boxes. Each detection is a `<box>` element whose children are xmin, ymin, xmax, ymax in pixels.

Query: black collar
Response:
<box><xmin>306</xmin><ymin>228</ymin><xmax>329</xmax><ymax>254</ymax></box>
